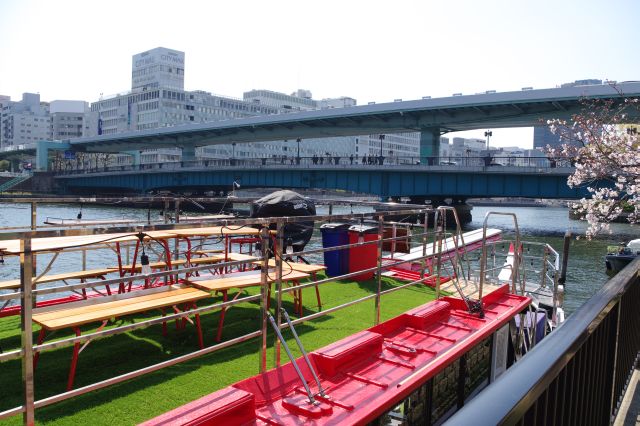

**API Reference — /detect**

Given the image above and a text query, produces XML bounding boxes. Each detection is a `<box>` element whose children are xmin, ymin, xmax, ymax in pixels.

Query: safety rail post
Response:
<box><xmin>419</xmin><ymin>211</ymin><xmax>429</xmax><ymax>284</ymax></box>
<box><xmin>258</xmin><ymin>226</ymin><xmax>270</xmax><ymax>373</ymax></box>
<box><xmin>163</xmin><ymin>200</ymin><xmax>170</xmax><ymax>224</ymax></box>
<box><xmin>434</xmin><ymin>223</ymin><xmax>444</xmax><ymax>300</ymax></box>
<box><xmin>541</xmin><ymin>245</ymin><xmax>549</xmax><ymax>289</ymax></box>
<box><xmin>374</xmin><ymin>214</ymin><xmax>384</xmax><ymax>325</ymax></box>
<box><xmin>20</xmin><ymin>236</ymin><xmax>35</xmax><ymax>425</ymax></box>
<box><xmin>274</xmin><ymin>220</ymin><xmax>284</xmax><ymax>367</ymax></box>
<box><xmin>30</xmin><ymin>202</ymin><xmax>36</xmax><ymax>231</ymax></box>
<box><xmin>173</xmin><ymin>200</ymin><xmax>181</xmax><ymax>224</ymax></box>
<box><xmin>390</xmin><ymin>223</ymin><xmax>396</xmax><ymax>258</ymax></box>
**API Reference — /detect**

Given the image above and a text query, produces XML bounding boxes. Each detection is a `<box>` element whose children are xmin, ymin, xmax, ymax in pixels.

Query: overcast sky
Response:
<box><xmin>1</xmin><ymin>0</ymin><xmax>638</xmax><ymax>148</ymax></box>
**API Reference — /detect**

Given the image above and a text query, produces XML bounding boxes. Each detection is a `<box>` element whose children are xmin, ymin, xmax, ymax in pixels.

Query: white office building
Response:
<box><xmin>0</xmin><ymin>93</ymin><xmax>51</xmax><ymax>149</ymax></box>
<box><xmin>84</xmin><ymin>47</ymin><xmax>423</xmax><ymax>164</ymax></box>
<box><xmin>243</xmin><ymin>89</ymin><xmax>317</xmax><ymax>111</ymax></box>
<box><xmin>50</xmin><ymin>100</ymin><xmax>91</xmax><ymax>140</ymax></box>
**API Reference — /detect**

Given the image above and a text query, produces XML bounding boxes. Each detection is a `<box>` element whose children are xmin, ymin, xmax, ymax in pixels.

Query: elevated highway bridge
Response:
<box><xmin>2</xmin><ymin>81</ymin><xmax>638</xmax><ymax>170</ymax></box>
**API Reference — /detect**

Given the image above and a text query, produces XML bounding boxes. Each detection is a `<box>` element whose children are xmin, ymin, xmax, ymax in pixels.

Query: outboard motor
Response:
<box><xmin>250</xmin><ymin>190</ymin><xmax>316</xmax><ymax>253</ymax></box>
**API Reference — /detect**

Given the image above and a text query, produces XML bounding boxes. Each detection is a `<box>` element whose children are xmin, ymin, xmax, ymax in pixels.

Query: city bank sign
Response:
<box><xmin>135</xmin><ymin>52</ymin><xmax>184</xmax><ymax>68</ymax></box>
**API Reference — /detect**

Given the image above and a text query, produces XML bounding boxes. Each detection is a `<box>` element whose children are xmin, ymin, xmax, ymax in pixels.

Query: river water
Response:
<box><xmin>0</xmin><ymin>202</ymin><xmax>636</xmax><ymax>316</ymax></box>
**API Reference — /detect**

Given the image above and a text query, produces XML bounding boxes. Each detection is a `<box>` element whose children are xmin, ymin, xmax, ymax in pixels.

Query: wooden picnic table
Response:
<box><xmin>186</xmin><ymin>270</ymin><xmax>310</xmax><ymax>341</ymax></box>
<box><xmin>32</xmin><ymin>284</ymin><xmax>210</xmax><ymax>390</ymax></box>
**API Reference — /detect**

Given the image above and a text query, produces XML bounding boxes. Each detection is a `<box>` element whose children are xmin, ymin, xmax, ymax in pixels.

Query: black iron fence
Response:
<box><xmin>447</xmin><ymin>256</ymin><xmax>640</xmax><ymax>425</ymax></box>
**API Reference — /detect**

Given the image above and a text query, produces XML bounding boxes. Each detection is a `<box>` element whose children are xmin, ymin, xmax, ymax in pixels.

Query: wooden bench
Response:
<box><xmin>186</xmin><ymin>270</ymin><xmax>310</xmax><ymax>342</ymax></box>
<box><xmin>0</xmin><ymin>268</ymin><xmax>122</xmax><ymax>318</ymax></box>
<box><xmin>32</xmin><ymin>284</ymin><xmax>210</xmax><ymax>390</ymax></box>
<box><xmin>252</xmin><ymin>259</ymin><xmax>326</xmax><ymax>311</ymax></box>
<box><xmin>0</xmin><ymin>268</ymin><xmax>119</xmax><ymax>291</ymax></box>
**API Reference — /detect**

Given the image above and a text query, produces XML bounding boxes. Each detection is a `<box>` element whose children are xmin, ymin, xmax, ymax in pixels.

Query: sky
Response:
<box><xmin>1</xmin><ymin>0</ymin><xmax>639</xmax><ymax>149</ymax></box>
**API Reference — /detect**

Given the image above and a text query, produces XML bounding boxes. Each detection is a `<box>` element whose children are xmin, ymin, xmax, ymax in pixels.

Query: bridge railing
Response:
<box><xmin>447</xmin><ymin>256</ymin><xmax>640</xmax><ymax>425</ymax></box>
<box><xmin>51</xmin><ymin>155</ymin><xmax>574</xmax><ymax>175</ymax></box>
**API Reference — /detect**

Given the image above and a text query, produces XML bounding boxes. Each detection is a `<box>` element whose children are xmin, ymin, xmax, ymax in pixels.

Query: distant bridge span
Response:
<box><xmin>55</xmin><ymin>163</ymin><xmax>587</xmax><ymax>201</ymax></box>
<box><xmin>65</xmin><ymin>82</ymin><xmax>640</xmax><ymax>160</ymax></box>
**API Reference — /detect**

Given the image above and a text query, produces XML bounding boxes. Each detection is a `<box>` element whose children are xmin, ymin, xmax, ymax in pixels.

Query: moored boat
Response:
<box><xmin>605</xmin><ymin>239</ymin><xmax>640</xmax><ymax>275</ymax></box>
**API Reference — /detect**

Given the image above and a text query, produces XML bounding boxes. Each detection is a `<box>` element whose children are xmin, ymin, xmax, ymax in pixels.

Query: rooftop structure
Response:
<box><xmin>131</xmin><ymin>47</ymin><xmax>185</xmax><ymax>91</ymax></box>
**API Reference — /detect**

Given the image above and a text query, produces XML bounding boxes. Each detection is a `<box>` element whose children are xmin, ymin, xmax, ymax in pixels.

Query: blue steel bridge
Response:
<box><xmin>54</xmin><ymin>156</ymin><xmax>585</xmax><ymax>203</ymax></box>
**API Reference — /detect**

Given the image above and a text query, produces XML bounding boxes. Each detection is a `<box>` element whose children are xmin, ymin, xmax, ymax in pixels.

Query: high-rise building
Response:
<box><xmin>0</xmin><ymin>93</ymin><xmax>51</xmax><ymax>148</ymax></box>
<box><xmin>132</xmin><ymin>47</ymin><xmax>185</xmax><ymax>91</ymax></box>
<box><xmin>533</xmin><ymin>126</ymin><xmax>563</xmax><ymax>150</ymax></box>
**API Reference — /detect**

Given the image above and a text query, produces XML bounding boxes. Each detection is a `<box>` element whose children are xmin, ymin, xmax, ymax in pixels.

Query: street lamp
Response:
<box><xmin>484</xmin><ymin>130</ymin><xmax>493</xmax><ymax>167</ymax></box>
<box><xmin>379</xmin><ymin>134</ymin><xmax>385</xmax><ymax>165</ymax></box>
<box><xmin>484</xmin><ymin>130</ymin><xmax>492</xmax><ymax>151</ymax></box>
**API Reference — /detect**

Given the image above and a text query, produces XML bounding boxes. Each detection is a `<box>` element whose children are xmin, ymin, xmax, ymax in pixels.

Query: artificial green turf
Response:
<box><xmin>0</xmin><ymin>275</ymin><xmax>437</xmax><ymax>425</ymax></box>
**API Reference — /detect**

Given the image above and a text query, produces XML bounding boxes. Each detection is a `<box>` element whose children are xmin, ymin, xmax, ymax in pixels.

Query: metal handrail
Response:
<box><xmin>447</xmin><ymin>257</ymin><xmax>640</xmax><ymax>425</ymax></box>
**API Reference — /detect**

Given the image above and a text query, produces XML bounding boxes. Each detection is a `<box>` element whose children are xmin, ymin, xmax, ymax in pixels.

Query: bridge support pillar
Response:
<box><xmin>419</xmin><ymin>127</ymin><xmax>440</xmax><ymax>165</ymax></box>
<box><xmin>124</xmin><ymin>151</ymin><xmax>141</xmax><ymax>167</ymax></box>
<box><xmin>181</xmin><ymin>146</ymin><xmax>196</xmax><ymax>164</ymax></box>
<box><xmin>36</xmin><ymin>140</ymin><xmax>71</xmax><ymax>171</ymax></box>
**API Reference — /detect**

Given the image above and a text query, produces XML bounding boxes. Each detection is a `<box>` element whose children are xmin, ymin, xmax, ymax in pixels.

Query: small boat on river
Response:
<box><xmin>605</xmin><ymin>239</ymin><xmax>640</xmax><ymax>275</ymax></box>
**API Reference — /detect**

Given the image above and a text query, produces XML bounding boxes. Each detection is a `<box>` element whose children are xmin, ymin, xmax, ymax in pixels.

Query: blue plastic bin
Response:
<box><xmin>320</xmin><ymin>223</ymin><xmax>351</xmax><ymax>277</ymax></box>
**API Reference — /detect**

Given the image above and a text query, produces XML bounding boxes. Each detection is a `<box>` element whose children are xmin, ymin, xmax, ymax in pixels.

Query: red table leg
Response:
<box><xmin>33</xmin><ymin>328</ymin><xmax>46</xmax><ymax>369</ymax></box>
<box><xmin>192</xmin><ymin>302</ymin><xmax>204</xmax><ymax>349</ymax></box>
<box><xmin>67</xmin><ymin>327</ymin><xmax>82</xmax><ymax>391</ymax></box>
<box><xmin>312</xmin><ymin>273</ymin><xmax>322</xmax><ymax>311</ymax></box>
<box><xmin>216</xmin><ymin>290</ymin><xmax>229</xmax><ymax>342</ymax></box>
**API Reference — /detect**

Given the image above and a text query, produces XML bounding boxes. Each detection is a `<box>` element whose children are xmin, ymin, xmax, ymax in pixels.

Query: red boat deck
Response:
<box><xmin>142</xmin><ymin>285</ymin><xmax>529</xmax><ymax>426</ymax></box>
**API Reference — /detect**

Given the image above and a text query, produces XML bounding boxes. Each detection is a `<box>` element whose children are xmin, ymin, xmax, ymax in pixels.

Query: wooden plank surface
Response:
<box><xmin>188</xmin><ymin>257</ymin><xmax>224</xmax><ymax>265</ymax></box>
<box><xmin>0</xmin><ymin>231</ymin><xmax>178</xmax><ymax>255</ymax></box>
<box><xmin>260</xmin><ymin>259</ymin><xmax>326</xmax><ymax>273</ymax></box>
<box><xmin>32</xmin><ymin>286</ymin><xmax>210</xmax><ymax>330</ymax></box>
<box><xmin>166</xmin><ymin>226</ymin><xmax>262</xmax><ymax>238</ymax></box>
<box><xmin>186</xmin><ymin>270</ymin><xmax>310</xmax><ymax>292</ymax></box>
<box><xmin>0</xmin><ymin>268</ymin><xmax>118</xmax><ymax>290</ymax></box>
